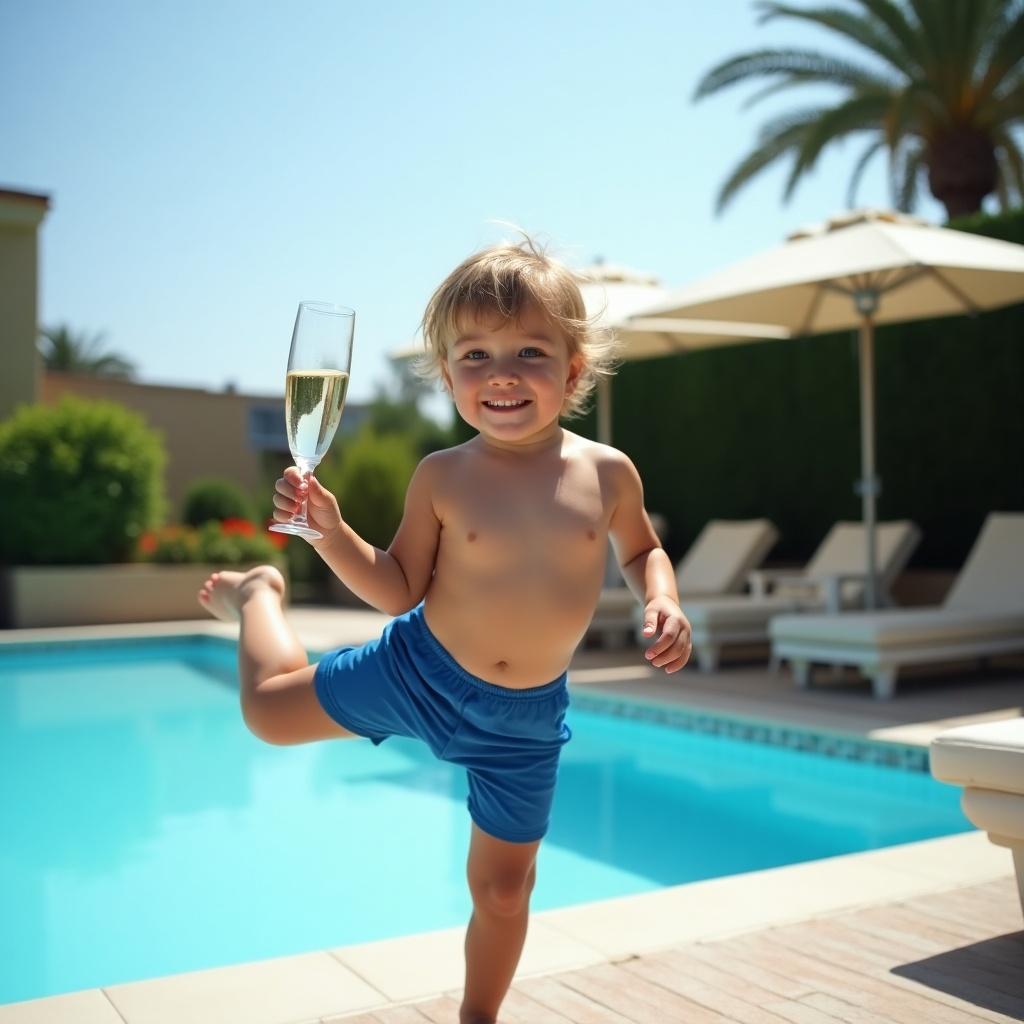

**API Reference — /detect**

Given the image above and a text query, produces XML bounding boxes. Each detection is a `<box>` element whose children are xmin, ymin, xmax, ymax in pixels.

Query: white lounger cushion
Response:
<box><xmin>771</xmin><ymin>513</ymin><xmax>1024</xmax><ymax>696</ymax></box>
<box><xmin>794</xmin><ymin>519</ymin><xmax>922</xmax><ymax>603</ymax></box>
<box><xmin>590</xmin><ymin>519</ymin><xmax>779</xmax><ymax>642</ymax></box>
<box><xmin>946</xmin><ymin>513</ymin><xmax>1024</xmax><ymax>610</ymax></box>
<box><xmin>675</xmin><ymin>518</ymin><xmax>779</xmax><ymax>596</ymax></box>
<box><xmin>770</xmin><ymin>606</ymin><xmax>1024</xmax><ymax>650</ymax></box>
<box><xmin>684</xmin><ymin>520</ymin><xmax>920</xmax><ymax>656</ymax></box>
<box><xmin>961</xmin><ymin>790</ymin><xmax>1024</xmax><ymax>846</ymax></box>
<box><xmin>930</xmin><ymin>718</ymin><xmax>1024</xmax><ymax>797</ymax></box>
<box><xmin>688</xmin><ymin>595</ymin><xmax>811</xmax><ymax>630</ymax></box>
<box><xmin>930</xmin><ymin>718</ymin><xmax>1024</xmax><ymax>915</ymax></box>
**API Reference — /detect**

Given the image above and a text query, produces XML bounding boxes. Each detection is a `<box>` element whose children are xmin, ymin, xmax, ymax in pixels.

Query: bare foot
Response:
<box><xmin>197</xmin><ymin>565</ymin><xmax>286</xmax><ymax>622</ymax></box>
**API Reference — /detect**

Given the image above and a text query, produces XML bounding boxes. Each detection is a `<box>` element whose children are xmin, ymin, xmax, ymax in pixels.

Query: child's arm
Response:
<box><xmin>275</xmin><ymin>456</ymin><xmax>442</xmax><ymax>617</ymax></box>
<box><xmin>606</xmin><ymin>453</ymin><xmax>692</xmax><ymax>674</ymax></box>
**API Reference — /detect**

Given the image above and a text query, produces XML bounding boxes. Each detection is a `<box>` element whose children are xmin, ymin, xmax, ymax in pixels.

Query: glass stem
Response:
<box><xmin>295</xmin><ymin>458</ymin><xmax>318</xmax><ymax>525</ymax></box>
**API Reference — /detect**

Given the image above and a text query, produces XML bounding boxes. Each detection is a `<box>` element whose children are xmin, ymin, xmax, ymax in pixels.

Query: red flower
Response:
<box><xmin>221</xmin><ymin>518</ymin><xmax>257</xmax><ymax>537</ymax></box>
<box><xmin>265</xmin><ymin>521</ymin><xmax>288</xmax><ymax>549</ymax></box>
<box><xmin>139</xmin><ymin>531</ymin><xmax>158</xmax><ymax>554</ymax></box>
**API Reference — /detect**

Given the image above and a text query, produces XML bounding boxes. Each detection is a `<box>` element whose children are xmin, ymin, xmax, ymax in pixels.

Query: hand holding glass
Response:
<box><xmin>269</xmin><ymin>301</ymin><xmax>355</xmax><ymax>540</ymax></box>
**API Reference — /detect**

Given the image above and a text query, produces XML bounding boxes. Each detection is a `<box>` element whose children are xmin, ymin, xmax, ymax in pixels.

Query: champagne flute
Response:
<box><xmin>269</xmin><ymin>300</ymin><xmax>355</xmax><ymax>540</ymax></box>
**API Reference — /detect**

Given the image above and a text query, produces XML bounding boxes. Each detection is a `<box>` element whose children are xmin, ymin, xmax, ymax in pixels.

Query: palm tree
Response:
<box><xmin>38</xmin><ymin>325</ymin><xmax>137</xmax><ymax>379</ymax></box>
<box><xmin>696</xmin><ymin>0</ymin><xmax>1024</xmax><ymax>220</ymax></box>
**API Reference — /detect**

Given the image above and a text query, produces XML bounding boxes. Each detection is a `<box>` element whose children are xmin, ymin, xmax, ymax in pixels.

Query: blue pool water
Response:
<box><xmin>0</xmin><ymin>637</ymin><xmax>969</xmax><ymax>1005</ymax></box>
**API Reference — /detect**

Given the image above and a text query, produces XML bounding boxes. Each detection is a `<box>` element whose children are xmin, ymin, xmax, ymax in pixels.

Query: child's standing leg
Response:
<box><xmin>460</xmin><ymin>824</ymin><xmax>541</xmax><ymax>1024</ymax></box>
<box><xmin>198</xmin><ymin>566</ymin><xmax>356</xmax><ymax>745</ymax></box>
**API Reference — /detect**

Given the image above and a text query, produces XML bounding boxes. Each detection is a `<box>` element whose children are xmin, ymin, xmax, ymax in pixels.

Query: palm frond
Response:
<box><xmin>38</xmin><ymin>324</ymin><xmax>136</xmax><ymax>379</ymax></box>
<box><xmin>846</xmin><ymin>138</ymin><xmax>886</xmax><ymax>206</ymax></box>
<box><xmin>753</xmin><ymin>105</ymin><xmax>833</xmax><ymax>146</ymax></box>
<box><xmin>739</xmin><ymin>62</ymin><xmax>899</xmax><ymax>109</ymax></box>
<box><xmin>891</xmin><ymin>139</ymin><xmax>926</xmax><ymax>211</ymax></box>
<box><xmin>757</xmin><ymin>2</ymin><xmax>915</xmax><ymax>75</ymax></box>
<box><xmin>699</xmin><ymin>0</ymin><xmax>1021</xmax><ymax>219</ymax></box>
<box><xmin>948</xmin><ymin>0</ymin><xmax>1015</xmax><ymax>111</ymax></box>
<box><xmin>694</xmin><ymin>48</ymin><xmax>890</xmax><ymax>100</ymax></box>
<box><xmin>993</xmin><ymin>126</ymin><xmax>1024</xmax><ymax>202</ymax></box>
<box><xmin>883</xmin><ymin>80</ymin><xmax>929</xmax><ymax>149</ymax></box>
<box><xmin>986</xmin><ymin>71</ymin><xmax>1024</xmax><ymax>123</ymax></box>
<box><xmin>851</xmin><ymin>0</ymin><xmax>926</xmax><ymax>65</ymax></box>
<box><xmin>782</xmin><ymin>92</ymin><xmax>892</xmax><ymax>200</ymax></box>
<box><xmin>905</xmin><ymin>0</ymin><xmax>953</xmax><ymax>67</ymax></box>
<box><xmin>715</xmin><ymin>108</ymin><xmax>828</xmax><ymax>212</ymax></box>
<box><xmin>88</xmin><ymin>355</ymin><xmax>136</xmax><ymax>379</ymax></box>
<box><xmin>974</xmin><ymin>4</ymin><xmax>1024</xmax><ymax>108</ymax></box>
<box><xmin>976</xmin><ymin>0</ymin><xmax>1021</xmax><ymax>57</ymax></box>
<box><xmin>905</xmin><ymin>0</ymin><xmax>1008</xmax><ymax>102</ymax></box>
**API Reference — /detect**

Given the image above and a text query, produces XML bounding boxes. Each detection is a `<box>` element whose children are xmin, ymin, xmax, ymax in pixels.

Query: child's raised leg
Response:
<box><xmin>198</xmin><ymin>566</ymin><xmax>355</xmax><ymax>745</ymax></box>
<box><xmin>460</xmin><ymin>824</ymin><xmax>540</xmax><ymax>1024</ymax></box>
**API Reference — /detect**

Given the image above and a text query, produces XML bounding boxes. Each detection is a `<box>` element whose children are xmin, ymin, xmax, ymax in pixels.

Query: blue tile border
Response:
<box><xmin>0</xmin><ymin>632</ymin><xmax>238</xmax><ymax>657</ymax></box>
<box><xmin>1</xmin><ymin>635</ymin><xmax>930</xmax><ymax>773</ymax></box>
<box><xmin>570</xmin><ymin>691</ymin><xmax>931</xmax><ymax>773</ymax></box>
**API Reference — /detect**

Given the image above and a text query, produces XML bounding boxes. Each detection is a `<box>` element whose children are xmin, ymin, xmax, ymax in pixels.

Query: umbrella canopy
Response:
<box><xmin>578</xmin><ymin>261</ymin><xmax>789</xmax><ymax>361</ymax></box>
<box><xmin>636</xmin><ymin>210</ymin><xmax>1024</xmax><ymax>333</ymax></box>
<box><xmin>578</xmin><ymin>262</ymin><xmax>790</xmax><ymax>443</ymax></box>
<box><xmin>634</xmin><ymin>209</ymin><xmax>1024</xmax><ymax>607</ymax></box>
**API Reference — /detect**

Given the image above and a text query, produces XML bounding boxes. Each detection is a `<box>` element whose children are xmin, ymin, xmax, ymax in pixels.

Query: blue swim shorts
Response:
<box><xmin>313</xmin><ymin>603</ymin><xmax>572</xmax><ymax>844</ymax></box>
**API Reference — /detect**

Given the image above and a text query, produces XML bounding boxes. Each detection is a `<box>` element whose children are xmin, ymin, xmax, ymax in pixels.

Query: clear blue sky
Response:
<box><xmin>2</xmin><ymin>0</ymin><xmax>949</xmax><ymax>421</ymax></box>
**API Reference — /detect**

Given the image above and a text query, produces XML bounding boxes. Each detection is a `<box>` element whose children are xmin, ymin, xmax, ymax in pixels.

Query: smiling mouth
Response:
<box><xmin>482</xmin><ymin>399</ymin><xmax>531</xmax><ymax>409</ymax></box>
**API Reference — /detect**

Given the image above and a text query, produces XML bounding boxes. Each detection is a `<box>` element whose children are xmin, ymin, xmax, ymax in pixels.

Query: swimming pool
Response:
<box><xmin>0</xmin><ymin>636</ymin><xmax>970</xmax><ymax>1005</ymax></box>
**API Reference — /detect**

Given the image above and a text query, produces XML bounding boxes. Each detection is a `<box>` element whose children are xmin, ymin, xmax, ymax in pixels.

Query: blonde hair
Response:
<box><xmin>416</xmin><ymin>234</ymin><xmax>619</xmax><ymax>419</ymax></box>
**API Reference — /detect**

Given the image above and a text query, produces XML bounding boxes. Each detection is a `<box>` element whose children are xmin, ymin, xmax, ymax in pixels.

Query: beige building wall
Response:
<box><xmin>40</xmin><ymin>373</ymin><xmax>370</xmax><ymax>518</ymax></box>
<box><xmin>0</xmin><ymin>189</ymin><xmax>49</xmax><ymax>422</ymax></box>
<box><xmin>41</xmin><ymin>373</ymin><xmax>290</xmax><ymax>516</ymax></box>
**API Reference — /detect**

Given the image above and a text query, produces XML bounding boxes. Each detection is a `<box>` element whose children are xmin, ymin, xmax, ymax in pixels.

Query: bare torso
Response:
<box><xmin>423</xmin><ymin>431</ymin><xmax>617</xmax><ymax>688</ymax></box>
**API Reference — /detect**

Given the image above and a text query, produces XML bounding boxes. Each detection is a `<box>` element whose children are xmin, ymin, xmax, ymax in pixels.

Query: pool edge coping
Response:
<box><xmin>1</xmin><ymin>830</ymin><xmax>1012</xmax><ymax>1023</ymax></box>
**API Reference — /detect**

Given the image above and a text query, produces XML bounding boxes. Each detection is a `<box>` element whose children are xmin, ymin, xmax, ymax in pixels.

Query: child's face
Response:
<box><xmin>442</xmin><ymin>304</ymin><xmax>583</xmax><ymax>446</ymax></box>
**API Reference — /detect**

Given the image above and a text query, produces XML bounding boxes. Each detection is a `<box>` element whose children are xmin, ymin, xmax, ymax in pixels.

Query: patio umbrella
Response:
<box><xmin>577</xmin><ymin>261</ymin><xmax>789</xmax><ymax>444</ymax></box>
<box><xmin>633</xmin><ymin>209</ymin><xmax>1024</xmax><ymax>607</ymax></box>
<box><xmin>386</xmin><ymin>265</ymin><xmax>793</xmax><ymax>446</ymax></box>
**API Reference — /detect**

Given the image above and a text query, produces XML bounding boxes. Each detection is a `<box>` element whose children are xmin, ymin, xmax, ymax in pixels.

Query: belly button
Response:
<box><xmin>496</xmin><ymin>660</ymin><xmax>508</xmax><ymax>670</ymax></box>
<box><xmin>467</xmin><ymin>531</ymin><xmax>477</xmax><ymax>542</ymax></box>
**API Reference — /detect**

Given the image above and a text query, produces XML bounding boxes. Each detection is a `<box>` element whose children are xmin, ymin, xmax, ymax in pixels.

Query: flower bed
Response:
<box><xmin>1</xmin><ymin>520</ymin><xmax>289</xmax><ymax>629</ymax></box>
<box><xmin>138</xmin><ymin>517</ymin><xmax>286</xmax><ymax>566</ymax></box>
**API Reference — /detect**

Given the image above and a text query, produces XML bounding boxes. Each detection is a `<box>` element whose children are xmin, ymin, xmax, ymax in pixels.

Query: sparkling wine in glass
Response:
<box><xmin>269</xmin><ymin>300</ymin><xmax>355</xmax><ymax>540</ymax></box>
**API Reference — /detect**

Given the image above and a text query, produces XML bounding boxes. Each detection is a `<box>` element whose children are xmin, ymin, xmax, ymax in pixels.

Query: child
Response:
<box><xmin>198</xmin><ymin>235</ymin><xmax>691</xmax><ymax>1024</ymax></box>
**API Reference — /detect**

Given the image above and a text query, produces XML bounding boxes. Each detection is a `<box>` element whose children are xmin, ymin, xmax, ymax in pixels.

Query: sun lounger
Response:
<box><xmin>685</xmin><ymin>520</ymin><xmax>922</xmax><ymax>672</ymax></box>
<box><xmin>930</xmin><ymin>717</ymin><xmax>1024</xmax><ymax>917</ymax></box>
<box><xmin>588</xmin><ymin>518</ymin><xmax>779</xmax><ymax>646</ymax></box>
<box><xmin>770</xmin><ymin>512</ymin><xmax>1024</xmax><ymax>698</ymax></box>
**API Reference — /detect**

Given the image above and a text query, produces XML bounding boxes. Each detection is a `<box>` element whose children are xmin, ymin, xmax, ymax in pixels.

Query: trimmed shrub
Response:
<box><xmin>0</xmin><ymin>398</ymin><xmax>165</xmax><ymax>565</ymax></box>
<box><xmin>183</xmin><ymin>477</ymin><xmax>255</xmax><ymax>526</ymax></box>
<box><xmin>138</xmin><ymin>519</ymin><xmax>285</xmax><ymax>565</ymax></box>
<box><xmin>319</xmin><ymin>429</ymin><xmax>417</xmax><ymax>550</ymax></box>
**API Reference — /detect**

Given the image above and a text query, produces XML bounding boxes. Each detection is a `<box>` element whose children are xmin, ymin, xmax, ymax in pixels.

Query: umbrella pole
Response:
<box><xmin>597</xmin><ymin>376</ymin><xmax>612</xmax><ymax>446</ymax></box>
<box><xmin>595</xmin><ymin>376</ymin><xmax>621</xmax><ymax>587</ymax></box>
<box><xmin>858</xmin><ymin>313</ymin><xmax>880</xmax><ymax>610</ymax></box>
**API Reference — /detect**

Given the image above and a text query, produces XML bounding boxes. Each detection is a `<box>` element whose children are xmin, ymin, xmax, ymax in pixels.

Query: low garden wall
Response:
<box><xmin>0</xmin><ymin>563</ymin><xmax>286</xmax><ymax>629</ymax></box>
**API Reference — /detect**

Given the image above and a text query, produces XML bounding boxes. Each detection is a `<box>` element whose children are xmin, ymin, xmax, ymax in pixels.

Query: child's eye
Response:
<box><xmin>463</xmin><ymin>350</ymin><xmax>488</xmax><ymax>360</ymax></box>
<box><xmin>520</xmin><ymin>347</ymin><xmax>545</xmax><ymax>357</ymax></box>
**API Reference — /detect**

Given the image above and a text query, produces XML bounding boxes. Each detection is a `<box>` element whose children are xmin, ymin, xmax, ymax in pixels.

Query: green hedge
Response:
<box><xmin>601</xmin><ymin>208</ymin><xmax>1024</xmax><ymax>568</ymax></box>
<box><xmin>452</xmin><ymin>207</ymin><xmax>1024</xmax><ymax>569</ymax></box>
<box><xmin>0</xmin><ymin>397</ymin><xmax>166</xmax><ymax>565</ymax></box>
<box><xmin>317</xmin><ymin>428</ymin><xmax>417</xmax><ymax>551</ymax></box>
<box><xmin>183</xmin><ymin>477</ymin><xmax>255</xmax><ymax>526</ymax></box>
